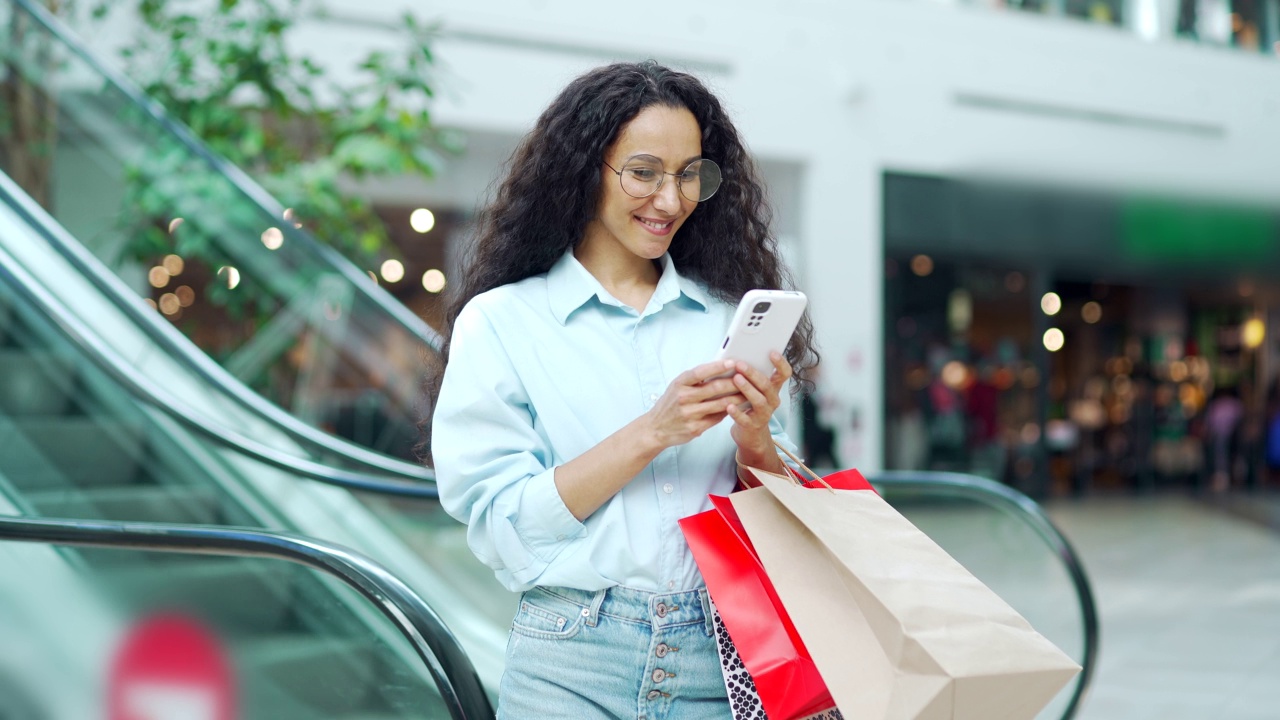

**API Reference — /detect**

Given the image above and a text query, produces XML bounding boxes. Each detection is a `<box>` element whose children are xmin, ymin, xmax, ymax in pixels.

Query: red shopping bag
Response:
<box><xmin>681</xmin><ymin>466</ymin><xmax>873</xmax><ymax>720</ymax></box>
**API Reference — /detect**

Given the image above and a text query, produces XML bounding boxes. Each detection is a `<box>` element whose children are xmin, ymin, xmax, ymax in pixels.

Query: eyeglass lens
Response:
<box><xmin>618</xmin><ymin>157</ymin><xmax>721</xmax><ymax>202</ymax></box>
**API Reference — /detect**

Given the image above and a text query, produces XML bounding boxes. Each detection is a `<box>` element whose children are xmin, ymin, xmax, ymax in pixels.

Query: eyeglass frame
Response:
<box><xmin>601</xmin><ymin>155</ymin><xmax>721</xmax><ymax>203</ymax></box>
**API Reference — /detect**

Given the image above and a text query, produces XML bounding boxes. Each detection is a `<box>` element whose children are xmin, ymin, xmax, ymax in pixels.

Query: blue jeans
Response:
<box><xmin>498</xmin><ymin>585</ymin><xmax>731</xmax><ymax>719</ymax></box>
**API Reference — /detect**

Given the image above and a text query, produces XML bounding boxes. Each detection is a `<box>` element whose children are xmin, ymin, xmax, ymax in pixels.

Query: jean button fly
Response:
<box><xmin>655</xmin><ymin>643</ymin><xmax>669</xmax><ymax>658</ymax></box>
<box><xmin>652</xmin><ymin>668</ymin><xmax>667</xmax><ymax>683</ymax></box>
<box><xmin>655</xmin><ymin>603</ymin><xmax>667</xmax><ymax>618</ymax></box>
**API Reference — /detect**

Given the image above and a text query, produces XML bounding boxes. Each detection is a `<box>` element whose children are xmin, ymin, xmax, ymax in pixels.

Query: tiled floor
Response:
<box><xmin>1045</xmin><ymin>494</ymin><xmax>1280</xmax><ymax>720</ymax></box>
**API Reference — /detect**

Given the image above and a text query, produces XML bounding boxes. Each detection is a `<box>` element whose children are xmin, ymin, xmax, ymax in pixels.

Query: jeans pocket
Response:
<box><xmin>510</xmin><ymin>588</ymin><xmax>584</xmax><ymax>640</ymax></box>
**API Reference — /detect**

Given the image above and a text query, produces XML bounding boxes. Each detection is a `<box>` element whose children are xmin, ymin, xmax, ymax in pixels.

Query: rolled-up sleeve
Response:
<box><xmin>431</xmin><ymin>301</ymin><xmax>586</xmax><ymax>591</ymax></box>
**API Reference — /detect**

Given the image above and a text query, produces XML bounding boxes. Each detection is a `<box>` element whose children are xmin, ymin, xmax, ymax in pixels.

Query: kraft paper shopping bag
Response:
<box><xmin>729</xmin><ymin>469</ymin><xmax>1080</xmax><ymax>720</ymax></box>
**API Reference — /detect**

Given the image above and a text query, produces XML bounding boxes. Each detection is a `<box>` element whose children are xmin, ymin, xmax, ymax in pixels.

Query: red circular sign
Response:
<box><xmin>108</xmin><ymin>614</ymin><xmax>236</xmax><ymax>720</ymax></box>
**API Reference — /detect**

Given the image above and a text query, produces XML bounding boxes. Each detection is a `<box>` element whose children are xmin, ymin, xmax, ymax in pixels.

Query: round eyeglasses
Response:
<box><xmin>603</xmin><ymin>155</ymin><xmax>722</xmax><ymax>203</ymax></box>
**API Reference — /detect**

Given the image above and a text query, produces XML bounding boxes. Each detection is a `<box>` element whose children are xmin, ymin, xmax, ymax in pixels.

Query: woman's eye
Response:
<box><xmin>679</xmin><ymin>171</ymin><xmax>699</xmax><ymax>183</ymax></box>
<box><xmin>627</xmin><ymin>168</ymin><xmax>658</xmax><ymax>181</ymax></box>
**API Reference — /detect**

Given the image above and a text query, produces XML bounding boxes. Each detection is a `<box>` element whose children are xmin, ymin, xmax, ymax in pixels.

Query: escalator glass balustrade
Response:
<box><xmin>1</xmin><ymin>0</ymin><xmax>436</xmax><ymax>461</ymax></box>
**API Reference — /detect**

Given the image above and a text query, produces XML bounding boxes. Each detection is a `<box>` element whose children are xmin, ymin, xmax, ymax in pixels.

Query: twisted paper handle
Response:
<box><xmin>772</xmin><ymin>439</ymin><xmax>835</xmax><ymax>492</ymax></box>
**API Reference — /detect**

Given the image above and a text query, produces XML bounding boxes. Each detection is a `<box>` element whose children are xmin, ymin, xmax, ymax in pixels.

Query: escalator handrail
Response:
<box><xmin>0</xmin><ymin>236</ymin><xmax>437</xmax><ymax>499</ymax></box>
<box><xmin>867</xmin><ymin>470</ymin><xmax>1098</xmax><ymax>720</ymax></box>
<box><xmin>3</xmin><ymin>1</ymin><xmax>442</xmax><ymax>481</ymax></box>
<box><xmin>0</xmin><ymin>514</ymin><xmax>494</xmax><ymax>720</ymax></box>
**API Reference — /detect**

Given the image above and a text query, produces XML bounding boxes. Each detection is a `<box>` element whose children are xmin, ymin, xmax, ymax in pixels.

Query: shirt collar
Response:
<box><xmin>547</xmin><ymin>249</ymin><xmax>710</xmax><ymax>325</ymax></box>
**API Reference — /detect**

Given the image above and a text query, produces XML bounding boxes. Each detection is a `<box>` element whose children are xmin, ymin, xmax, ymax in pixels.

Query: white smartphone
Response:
<box><xmin>714</xmin><ymin>289</ymin><xmax>807</xmax><ymax>377</ymax></box>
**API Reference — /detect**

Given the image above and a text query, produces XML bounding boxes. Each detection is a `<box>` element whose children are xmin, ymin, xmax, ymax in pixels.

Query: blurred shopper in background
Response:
<box><xmin>967</xmin><ymin>358</ymin><xmax>1006</xmax><ymax>482</ymax></box>
<box><xmin>1205</xmin><ymin>386</ymin><xmax>1245</xmax><ymax>491</ymax></box>
<box><xmin>799</xmin><ymin>364</ymin><xmax>838</xmax><ymax>468</ymax></box>
<box><xmin>427</xmin><ymin>61</ymin><xmax>818</xmax><ymax>718</ymax></box>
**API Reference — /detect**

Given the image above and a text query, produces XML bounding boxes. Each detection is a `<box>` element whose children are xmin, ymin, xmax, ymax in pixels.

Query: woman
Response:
<box><xmin>427</xmin><ymin>60</ymin><xmax>818</xmax><ymax>718</ymax></box>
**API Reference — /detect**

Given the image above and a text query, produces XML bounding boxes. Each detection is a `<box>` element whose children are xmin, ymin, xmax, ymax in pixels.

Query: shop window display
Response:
<box><xmin>886</xmin><ymin>260</ymin><xmax>1280</xmax><ymax>497</ymax></box>
<box><xmin>883</xmin><ymin>257</ymin><xmax>1044</xmax><ymax>491</ymax></box>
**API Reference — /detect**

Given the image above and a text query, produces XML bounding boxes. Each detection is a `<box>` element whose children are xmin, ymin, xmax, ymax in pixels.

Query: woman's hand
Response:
<box><xmin>643</xmin><ymin>360</ymin><xmax>746</xmax><ymax>451</ymax></box>
<box><xmin>728</xmin><ymin>352</ymin><xmax>793</xmax><ymax>468</ymax></box>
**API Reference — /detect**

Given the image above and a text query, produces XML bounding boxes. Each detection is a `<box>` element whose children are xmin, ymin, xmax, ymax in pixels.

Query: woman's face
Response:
<box><xmin>586</xmin><ymin>104</ymin><xmax>702</xmax><ymax>263</ymax></box>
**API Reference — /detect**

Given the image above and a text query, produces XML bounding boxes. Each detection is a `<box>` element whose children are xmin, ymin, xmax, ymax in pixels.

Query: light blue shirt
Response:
<box><xmin>432</xmin><ymin>250</ymin><xmax>796</xmax><ymax>593</ymax></box>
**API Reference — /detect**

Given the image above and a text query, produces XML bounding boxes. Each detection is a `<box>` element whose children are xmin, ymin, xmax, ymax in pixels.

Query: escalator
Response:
<box><xmin>1</xmin><ymin>1</ymin><xmax>1099</xmax><ymax>716</ymax></box>
<box><xmin>1</xmin><ymin>0</ymin><xmax>525</xmax><ymax>693</ymax></box>
<box><xmin>0</xmin><ymin>512</ymin><xmax>491</xmax><ymax>718</ymax></box>
<box><xmin>0</xmin><ymin>194</ymin><xmax>515</xmax><ymax>700</ymax></box>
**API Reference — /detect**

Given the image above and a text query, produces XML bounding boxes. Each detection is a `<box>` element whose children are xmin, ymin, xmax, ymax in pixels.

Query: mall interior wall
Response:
<box><xmin>81</xmin><ymin>0</ymin><xmax>1280</xmax><ymax>471</ymax></box>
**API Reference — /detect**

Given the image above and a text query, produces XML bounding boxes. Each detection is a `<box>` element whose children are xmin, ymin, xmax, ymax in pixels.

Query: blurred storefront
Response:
<box><xmin>883</xmin><ymin>172</ymin><xmax>1280</xmax><ymax>498</ymax></box>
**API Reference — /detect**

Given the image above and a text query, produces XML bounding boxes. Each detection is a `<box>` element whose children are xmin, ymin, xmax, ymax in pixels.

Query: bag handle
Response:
<box><xmin>771</xmin><ymin>439</ymin><xmax>835</xmax><ymax>492</ymax></box>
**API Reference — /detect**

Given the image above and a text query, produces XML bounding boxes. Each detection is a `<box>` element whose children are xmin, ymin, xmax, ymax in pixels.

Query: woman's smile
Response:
<box><xmin>635</xmin><ymin>215</ymin><xmax>675</xmax><ymax>235</ymax></box>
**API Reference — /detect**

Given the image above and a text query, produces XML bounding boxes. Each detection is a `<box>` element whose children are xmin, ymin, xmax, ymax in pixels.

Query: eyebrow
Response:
<box><xmin>629</xmin><ymin>152</ymin><xmax>705</xmax><ymax>165</ymax></box>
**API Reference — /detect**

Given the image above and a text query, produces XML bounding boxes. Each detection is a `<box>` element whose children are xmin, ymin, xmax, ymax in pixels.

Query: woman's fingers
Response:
<box><xmin>657</xmin><ymin>354</ymin><xmax>795</xmax><ymax>444</ymax></box>
<box><xmin>682</xmin><ymin>360</ymin><xmax>737</xmax><ymax>387</ymax></box>
<box><xmin>695</xmin><ymin>377</ymin><xmax>741</xmax><ymax>402</ymax></box>
<box><xmin>769</xmin><ymin>351</ymin><xmax>794</xmax><ymax>385</ymax></box>
<box><xmin>732</xmin><ymin>371</ymin><xmax>770</xmax><ymax>409</ymax></box>
<box><xmin>726</xmin><ymin>352</ymin><xmax>796</xmax><ymax>428</ymax></box>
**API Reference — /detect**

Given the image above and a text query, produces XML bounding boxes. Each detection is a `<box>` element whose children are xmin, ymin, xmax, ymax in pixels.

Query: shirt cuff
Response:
<box><xmin>520</xmin><ymin>466</ymin><xmax>587</xmax><ymax>558</ymax></box>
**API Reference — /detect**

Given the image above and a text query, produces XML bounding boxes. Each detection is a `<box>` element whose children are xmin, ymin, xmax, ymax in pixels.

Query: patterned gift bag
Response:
<box><xmin>710</xmin><ymin>601</ymin><xmax>844</xmax><ymax>720</ymax></box>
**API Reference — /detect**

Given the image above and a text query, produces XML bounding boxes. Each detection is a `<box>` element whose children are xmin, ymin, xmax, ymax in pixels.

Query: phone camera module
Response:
<box><xmin>752</xmin><ymin>301</ymin><xmax>771</xmax><ymax>313</ymax></box>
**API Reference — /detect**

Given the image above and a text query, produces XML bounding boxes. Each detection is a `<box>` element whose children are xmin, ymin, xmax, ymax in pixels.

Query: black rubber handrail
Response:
<box><xmin>0</xmin><ymin>514</ymin><xmax>494</xmax><ymax>720</ymax></box>
<box><xmin>867</xmin><ymin>470</ymin><xmax>1098</xmax><ymax>720</ymax></box>
<box><xmin>3</xmin><ymin>0</ymin><xmax>441</xmax><ymax>480</ymax></box>
<box><xmin>0</xmin><ymin>220</ymin><xmax>436</xmax><ymax>499</ymax></box>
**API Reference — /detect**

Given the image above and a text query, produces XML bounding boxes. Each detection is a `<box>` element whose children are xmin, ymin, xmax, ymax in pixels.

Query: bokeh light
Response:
<box><xmin>410</xmin><ymin>208</ymin><xmax>436</xmax><ymax>234</ymax></box>
<box><xmin>422</xmin><ymin>269</ymin><xmax>447</xmax><ymax>293</ymax></box>
<box><xmin>1043</xmin><ymin>327</ymin><xmax>1065</xmax><ymax>352</ymax></box>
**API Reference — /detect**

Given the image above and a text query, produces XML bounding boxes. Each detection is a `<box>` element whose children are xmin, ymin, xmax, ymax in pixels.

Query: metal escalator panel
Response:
<box><xmin>0</xmin><ymin>516</ymin><xmax>491</xmax><ymax>719</ymax></box>
<box><xmin>871</xmin><ymin>472</ymin><xmax>1099</xmax><ymax>720</ymax></box>
<box><xmin>0</xmin><ymin>0</ymin><xmax>438</xmax><ymax>462</ymax></box>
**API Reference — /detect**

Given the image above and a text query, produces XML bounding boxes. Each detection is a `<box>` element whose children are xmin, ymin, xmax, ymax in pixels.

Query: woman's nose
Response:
<box><xmin>651</xmin><ymin>177</ymin><xmax>682</xmax><ymax>212</ymax></box>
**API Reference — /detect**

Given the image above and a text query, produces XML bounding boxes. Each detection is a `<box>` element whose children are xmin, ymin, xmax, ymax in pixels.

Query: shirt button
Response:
<box><xmin>663</xmin><ymin>483</ymin><xmax>674</xmax><ymax>494</ymax></box>
<box><xmin>667</xmin><ymin>581</ymin><xmax>675</xmax><ymax>590</ymax></box>
<box><xmin>648</xmin><ymin>392</ymin><xmax>659</xmax><ymax>405</ymax></box>
<box><xmin>556</xmin><ymin>534</ymin><xmax>565</xmax><ymax>541</ymax></box>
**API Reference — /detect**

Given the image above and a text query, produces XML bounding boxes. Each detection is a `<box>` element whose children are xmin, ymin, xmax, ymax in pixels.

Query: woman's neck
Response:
<box><xmin>574</xmin><ymin>235</ymin><xmax>661</xmax><ymax>312</ymax></box>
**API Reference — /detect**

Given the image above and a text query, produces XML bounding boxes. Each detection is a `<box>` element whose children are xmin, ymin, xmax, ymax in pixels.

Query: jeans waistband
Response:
<box><xmin>534</xmin><ymin>585</ymin><xmax>714</xmax><ymax>634</ymax></box>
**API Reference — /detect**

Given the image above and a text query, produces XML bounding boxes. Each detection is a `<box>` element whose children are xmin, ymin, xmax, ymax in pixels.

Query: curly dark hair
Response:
<box><xmin>421</xmin><ymin>60</ymin><xmax>819</xmax><ymax>461</ymax></box>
